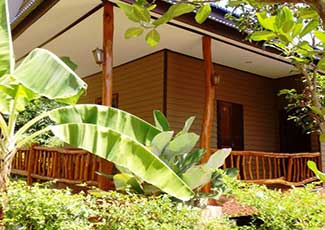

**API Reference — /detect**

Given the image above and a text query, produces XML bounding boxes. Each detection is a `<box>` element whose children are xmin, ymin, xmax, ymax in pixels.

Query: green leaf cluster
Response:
<box><xmin>101</xmin><ymin>111</ymin><xmax>231</xmax><ymax>198</ymax></box>
<box><xmin>2</xmin><ymin>180</ymin><xmax>236</xmax><ymax>230</ymax></box>
<box><xmin>224</xmin><ymin>176</ymin><xmax>325</xmax><ymax>229</ymax></box>
<box><xmin>118</xmin><ymin>1</ymin><xmax>213</xmax><ymax>47</ymax></box>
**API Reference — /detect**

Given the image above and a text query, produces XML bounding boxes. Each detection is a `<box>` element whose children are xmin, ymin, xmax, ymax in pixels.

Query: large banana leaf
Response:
<box><xmin>13</xmin><ymin>48</ymin><xmax>87</xmax><ymax>104</ymax></box>
<box><xmin>49</xmin><ymin>105</ymin><xmax>160</xmax><ymax>145</ymax></box>
<box><xmin>51</xmin><ymin>123</ymin><xmax>194</xmax><ymax>201</ymax></box>
<box><xmin>0</xmin><ymin>0</ymin><xmax>13</xmax><ymax>77</ymax></box>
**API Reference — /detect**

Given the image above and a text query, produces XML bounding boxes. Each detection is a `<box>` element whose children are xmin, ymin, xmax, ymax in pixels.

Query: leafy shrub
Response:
<box><xmin>2</xmin><ymin>181</ymin><xmax>93</xmax><ymax>230</ymax></box>
<box><xmin>224</xmin><ymin>177</ymin><xmax>325</xmax><ymax>230</ymax></box>
<box><xmin>1</xmin><ymin>180</ymin><xmax>235</xmax><ymax>230</ymax></box>
<box><xmin>15</xmin><ymin>97</ymin><xmax>64</xmax><ymax>146</ymax></box>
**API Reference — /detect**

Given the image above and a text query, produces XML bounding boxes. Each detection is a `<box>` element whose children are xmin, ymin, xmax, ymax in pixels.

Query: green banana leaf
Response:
<box><xmin>0</xmin><ymin>0</ymin><xmax>13</xmax><ymax>77</ymax></box>
<box><xmin>150</xmin><ymin>131</ymin><xmax>174</xmax><ymax>156</ymax></box>
<box><xmin>13</xmin><ymin>48</ymin><xmax>87</xmax><ymax>105</ymax></box>
<box><xmin>181</xmin><ymin>149</ymin><xmax>231</xmax><ymax>189</ymax></box>
<box><xmin>51</xmin><ymin>123</ymin><xmax>194</xmax><ymax>201</ymax></box>
<box><xmin>49</xmin><ymin>105</ymin><xmax>161</xmax><ymax>146</ymax></box>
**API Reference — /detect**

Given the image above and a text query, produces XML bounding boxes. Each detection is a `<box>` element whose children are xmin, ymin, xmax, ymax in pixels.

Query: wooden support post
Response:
<box><xmin>98</xmin><ymin>1</ymin><xmax>114</xmax><ymax>190</ymax></box>
<box><xmin>200</xmin><ymin>36</ymin><xmax>216</xmax><ymax>192</ymax></box>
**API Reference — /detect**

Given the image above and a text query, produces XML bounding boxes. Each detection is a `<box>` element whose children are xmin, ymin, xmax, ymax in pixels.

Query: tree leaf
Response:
<box><xmin>317</xmin><ymin>56</ymin><xmax>325</xmax><ymax>71</ymax></box>
<box><xmin>0</xmin><ymin>0</ymin><xmax>14</xmax><ymax>77</ymax></box>
<box><xmin>299</xmin><ymin>8</ymin><xmax>319</xmax><ymax>20</ymax></box>
<box><xmin>291</xmin><ymin>23</ymin><xmax>303</xmax><ymax>38</ymax></box>
<box><xmin>13</xmin><ymin>48</ymin><xmax>87</xmax><ymax>105</ymax></box>
<box><xmin>256</xmin><ymin>12</ymin><xmax>275</xmax><ymax>31</ymax></box>
<box><xmin>51</xmin><ymin>123</ymin><xmax>194</xmax><ymax>201</ymax></box>
<box><xmin>153</xmin><ymin>3</ymin><xmax>195</xmax><ymax>27</ymax></box>
<box><xmin>145</xmin><ymin>29</ymin><xmax>160</xmax><ymax>47</ymax></box>
<box><xmin>153</xmin><ymin>110</ymin><xmax>170</xmax><ymax>131</ymax></box>
<box><xmin>314</xmin><ymin>30</ymin><xmax>325</xmax><ymax>44</ymax></box>
<box><xmin>116</xmin><ymin>2</ymin><xmax>140</xmax><ymax>23</ymax></box>
<box><xmin>299</xmin><ymin>20</ymin><xmax>319</xmax><ymax>38</ymax></box>
<box><xmin>249</xmin><ymin>31</ymin><xmax>276</xmax><ymax>41</ymax></box>
<box><xmin>125</xmin><ymin>27</ymin><xmax>144</xmax><ymax>39</ymax></box>
<box><xmin>133</xmin><ymin>4</ymin><xmax>151</xmax><ymax>23</ymax></box>
<box><xmin>195</xmin><ymin>4</ymin><xmax>211</xmax><ymax>24</ymax></box>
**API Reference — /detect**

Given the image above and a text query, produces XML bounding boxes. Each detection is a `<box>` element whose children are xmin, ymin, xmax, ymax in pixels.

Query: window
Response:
<box><xmin>217</xmin><ymin>100</ymin><xmax>244</xmax><ymax>150</ymax></box>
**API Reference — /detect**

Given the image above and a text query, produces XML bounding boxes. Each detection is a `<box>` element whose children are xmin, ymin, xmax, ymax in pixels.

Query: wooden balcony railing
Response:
<box><xmin>12</xmin><ymin>146</ymin><xmax>101</xmax><ymax>186</ymax></box>
<box><xmin>213</xmin><ymin>149</ymin><xmax>321</xmax><ymax>186</ymax></box>
<box><xmin>11</xmin><ymin>146</ymin><xmax>321</xmax><ymax>187</ymax></box>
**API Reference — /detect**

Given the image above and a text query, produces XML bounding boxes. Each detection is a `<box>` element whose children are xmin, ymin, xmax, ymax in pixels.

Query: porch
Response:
<box><xmin>11</xmin><ymin>146</ymin><xmax>321</xmax><ymax>187</ymax></box>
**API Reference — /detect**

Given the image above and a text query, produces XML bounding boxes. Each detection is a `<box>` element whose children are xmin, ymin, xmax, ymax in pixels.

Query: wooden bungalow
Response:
<box><xmin>9</xmin><ymin>0</ymin><xmax>323</xmax><ymax>187</ymax></box>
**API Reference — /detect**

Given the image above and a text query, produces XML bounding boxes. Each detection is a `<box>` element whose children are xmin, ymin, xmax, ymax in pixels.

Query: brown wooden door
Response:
<box><xmin>217</xmin><ymin>101</ymin><xmax>244</xmax><ymax>150</ymax></box>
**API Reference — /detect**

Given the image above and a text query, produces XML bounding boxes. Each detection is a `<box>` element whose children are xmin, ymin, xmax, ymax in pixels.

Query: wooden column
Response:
<box><xmin>200</xmin><ymin>36</ymin><xmax>216</xmax><ymax>192</ymax></box>
<box><xmin>98</xmin><ymin>1</ymin><xmax>114</xmax><ymax>190</ymax></box>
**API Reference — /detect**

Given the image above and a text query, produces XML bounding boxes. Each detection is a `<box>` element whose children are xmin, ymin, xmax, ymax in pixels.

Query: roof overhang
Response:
<box><xmin>12</xmin><ymin>0</ymin><xmax>296</xmax><ymax>79</ymax></box>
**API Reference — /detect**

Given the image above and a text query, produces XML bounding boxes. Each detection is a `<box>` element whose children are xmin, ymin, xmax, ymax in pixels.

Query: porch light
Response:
<box><xmin>92</xmin><ymin>48</ymin><xmax>103</xmax><ymax>65</ymax></box>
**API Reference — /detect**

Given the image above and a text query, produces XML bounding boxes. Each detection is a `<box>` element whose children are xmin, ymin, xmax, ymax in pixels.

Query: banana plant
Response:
<box><xmin>0</xmin><ymin>0</ymin><xmax>86</xmax><ymax>193</ymax></box>
<box><xmin>107</xmin><ymin>111</ymin><xmax>231</xmax><ymax>195</ymax></box>
<box><xmin>0</xmin><ymin>0</ymin><xmax>194</xmax><ymax>201</ymax></box>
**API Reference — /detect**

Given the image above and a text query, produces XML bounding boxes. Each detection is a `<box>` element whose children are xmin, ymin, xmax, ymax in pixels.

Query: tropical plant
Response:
<box><xmin>104</xmin><ymin>111</ymin><xmax>231</xmax><ymax>195</ymax></box>
<box><xmin>307</xmin><ymin>160</ymin><xmax>325</xmax><ymax>182</ymax></box>
<box><xmin>0</xmin><ymin>0</ymin><xmax>87</xmax><ymax>194</ymax></box>
<box><xmin>0</xmin><ymin>0</ymin><xmax>195</xmax><ymax>204</ymax></box>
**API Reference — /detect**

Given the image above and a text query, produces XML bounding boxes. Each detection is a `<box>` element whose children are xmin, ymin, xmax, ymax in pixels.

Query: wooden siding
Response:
<box><xmin>166</xmin><ymin>51</ymin><xmax>279</xmax><ymax>151</ymax></box>
<box><xmin>79</xmin><ymin>51</ymin><xmax>164</xmax><ymax>123</ymax></box>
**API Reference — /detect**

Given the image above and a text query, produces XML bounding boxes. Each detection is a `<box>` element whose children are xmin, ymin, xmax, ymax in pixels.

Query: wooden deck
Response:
<box><xmin>11</xmin><ymin>146</ymin><xmax>321</xmax><ymax>187</ymax></box>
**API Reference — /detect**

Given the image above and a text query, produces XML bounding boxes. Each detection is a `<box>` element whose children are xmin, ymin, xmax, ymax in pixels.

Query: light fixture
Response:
<box><xmin>213</xmin><ymin>74</ymin><xmax>221</xmax><ymax>85</ymax></box>
<box><xmin>92</xmin><ymin>48</ymin><xmax>104</xmax><ymax>65</ymax></box>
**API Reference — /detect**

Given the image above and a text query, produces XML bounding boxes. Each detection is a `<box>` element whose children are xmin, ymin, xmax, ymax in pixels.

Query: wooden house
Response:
<box><xmin>9</xmin><ymin>0</ymin><xmax>324</xmax><ymax>186</ymax></box>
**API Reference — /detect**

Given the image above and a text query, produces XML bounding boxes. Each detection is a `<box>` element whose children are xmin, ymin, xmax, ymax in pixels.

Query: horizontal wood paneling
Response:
<box><xmin>167</xmin><ymin>51</ymin><xmax>278</xmax><ymax>151</ymax></box>
<box><xmin>79</xmin><ymin>51</ymin><xmax>164</xmax><ymax>123</ymax></box>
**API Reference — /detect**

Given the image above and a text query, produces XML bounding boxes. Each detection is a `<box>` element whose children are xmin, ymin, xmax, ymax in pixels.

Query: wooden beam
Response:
<box><xmin>200</xmin><ymin>36</ymin><xmax>216</xmax><ymax>192</ymax></box>
<box><xmin>98</xmin><ymin>1</ymin><xmax>114</xmax><ymax>190</ymax></box>
<box><xmin>12</xmin><ymin>0</ymin><xmax>60</xmax><ymax>40</ymax></box>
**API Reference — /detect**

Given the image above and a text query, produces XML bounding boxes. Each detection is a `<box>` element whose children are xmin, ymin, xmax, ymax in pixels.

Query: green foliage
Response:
<box><xmin>307</xmin><ymin>160</ymin><xmax>325</xmax><ymax>182</ymax></box>
<box><xmin>2</xmin><ymin>180</ymin><xmax>235</xmax><ymax>230</ymax></box>
<box><xmin>14</xmin><ymin>97</ymin><xmax>64</xmax><ymax>146</ymax></box>
<box><xmin>105</xmin><ymin>111</ymin><xmax>231</xmax><ymax>198</ymax></box>
<box><xmin>224</xmin><ymin>176</ymin><xmax>325</xmax><ymax>230</ymax></box>
<box><xmin>226</xmin><ymin>1</ymin><xmax>325</xmax><ymax>138</ymax></box>
<box><xmin>50</xmin><ymin>105</ymin><xmax>194</xmax><ymax>201</ymax></box>
<box><xmin>0</xmin><ymin>0</ymin><xmax>87</xmax><ymax>193</ymax></box>
<box><xmin>2</xmin><ymin>181</ymin><xmax>93</xmax><ymax>229</ymax></box>
<box><xmin>117</xmin><ymin>1</ymin><xmax>214</xmax><ymax>46</ymax></box>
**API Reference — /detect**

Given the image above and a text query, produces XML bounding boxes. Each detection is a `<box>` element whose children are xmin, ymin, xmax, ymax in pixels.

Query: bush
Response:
<box><xmin>1</xmin><ymin>180</ymin><xmax>235</xmax><ymax>230</ymax></box>
<box><xmin>2</xmin><ymin>181</ymin><xmax>93</xmax><ymax>230</ymax></box>
<box><xmin>224</xmin><ymin>177</ymin><xmax>325</xmax><ymax>230</ymax></box>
